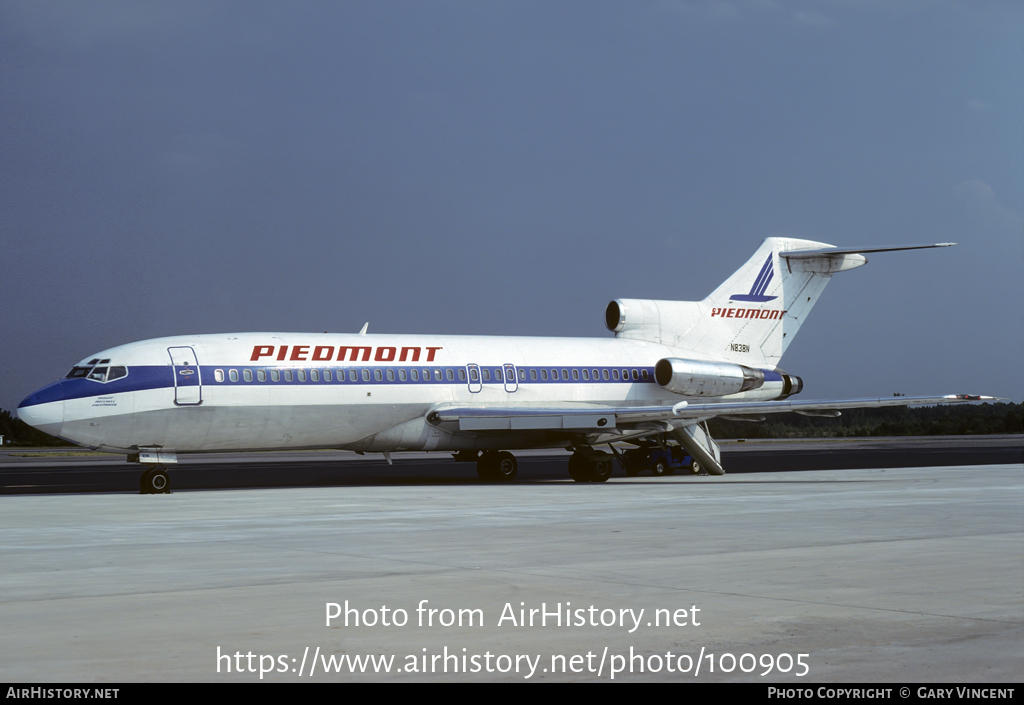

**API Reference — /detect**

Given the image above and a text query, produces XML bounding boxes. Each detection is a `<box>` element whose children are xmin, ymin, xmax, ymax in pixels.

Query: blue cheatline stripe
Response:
<box><xmin>22</xmin><ymin>363</ymin><xmax>784</xmax><ymax>406</ymax></box>
<box><xmin>201</xmin><ymin>364</ymin><xmax>656</xmax><ymax>388</ymax></box>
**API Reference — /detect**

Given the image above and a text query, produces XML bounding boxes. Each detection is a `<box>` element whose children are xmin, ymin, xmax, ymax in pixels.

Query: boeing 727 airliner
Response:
<box><xmin>18</xmin><ymin>237</ymin><xmax>989</xmax><ymax>493</ymax></box>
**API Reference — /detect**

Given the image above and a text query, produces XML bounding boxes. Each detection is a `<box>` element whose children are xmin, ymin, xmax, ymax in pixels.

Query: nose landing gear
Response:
<box><xmin>140</xmin><ymin>467</ymin><xmax>171</xmax><ymax>494</ymax></box>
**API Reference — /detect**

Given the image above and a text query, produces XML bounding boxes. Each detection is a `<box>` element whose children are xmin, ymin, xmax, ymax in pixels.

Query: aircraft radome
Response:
<box><xmin>18</xmin><ymin>238</ymin><xmax>992</xmax><ymax>493</ymax></box>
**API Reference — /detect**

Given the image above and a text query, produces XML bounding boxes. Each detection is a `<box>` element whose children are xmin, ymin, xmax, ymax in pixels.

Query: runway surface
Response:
<box><xmin>1</xmin><ymin>435</ymin><xmax>1020</xmax><ymax>494</ymax></box>
<box><xmin>0</xmin><ymin>438</ymin><xmax>1020</xmax><ymax>682</ymax></box>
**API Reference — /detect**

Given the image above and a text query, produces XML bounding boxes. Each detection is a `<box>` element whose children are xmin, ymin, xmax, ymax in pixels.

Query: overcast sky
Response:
<box><xmin>2</xmin><ymin>0</ymin><xmax>1021</xmax><ymax>413</ymax></box>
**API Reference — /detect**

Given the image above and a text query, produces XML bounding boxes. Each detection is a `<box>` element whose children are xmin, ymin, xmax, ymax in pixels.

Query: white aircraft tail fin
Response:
<box><xmin>608</xmin><ymin>238</ymin><xmax>952</xmax><ymax>367</ymax></box>
<box><xmin>690</xmin><ymin>236</ymin><xmax>856</xmax><ymax>366</ymax></box>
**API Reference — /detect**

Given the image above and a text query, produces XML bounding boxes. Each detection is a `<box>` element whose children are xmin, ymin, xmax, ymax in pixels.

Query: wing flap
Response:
<box><xmin>429</xmin><ymin>395</ymin><xmax>995</xmax><ymax>432</ymax></box>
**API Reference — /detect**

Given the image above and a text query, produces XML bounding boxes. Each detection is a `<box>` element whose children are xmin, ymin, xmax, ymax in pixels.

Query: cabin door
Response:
<box><xmin>168</xmin><ymin>346</ymin><xmax>202</xmax><ymax>406</ymax></box>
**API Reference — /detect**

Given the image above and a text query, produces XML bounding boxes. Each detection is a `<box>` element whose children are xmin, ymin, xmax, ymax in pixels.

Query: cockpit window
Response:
<box><xmin>65</xmin><ymin>363</ymin><xmax>127</xmax><ymax>383</ymax></box>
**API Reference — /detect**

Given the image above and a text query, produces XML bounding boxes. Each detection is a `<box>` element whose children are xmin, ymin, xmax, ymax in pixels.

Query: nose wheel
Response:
<box><xmin>140</xmin><ymin>467</ymin><xmax>171</xmax><ymax>494</ymax></box>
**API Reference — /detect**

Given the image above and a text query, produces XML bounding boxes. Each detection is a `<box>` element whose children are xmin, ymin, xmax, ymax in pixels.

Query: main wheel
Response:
<box><xmin>568</xmin><ymin>453</ymin><xmax>589</xmax><ymax>482</ymax></box>
<box><xmin>651</xmin><ymin>458</ymin><xmax>668</xmax><ymax>476</ymax></box>
<box><xmin>476</xmin><ymin>452</ymin><xmax>499</xmax><ymax>480</ymax></box>
<box><xmin>588</xmin><ymin>452</ymin><xmax>613</xmax><ymax>483</ymax></box>
<box><xmin>494</xmin><ymin>451</ymin><xmax>518</xmax><ymax>481</ymax></box>
<box><xmin>140</xmin><ymin>467</ymin><xmax>170</xmax><ymax>494</ymax></box>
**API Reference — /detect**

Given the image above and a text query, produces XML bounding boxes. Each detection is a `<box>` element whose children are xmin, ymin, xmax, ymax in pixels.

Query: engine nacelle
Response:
<box><xmin>605</xmin><ymin>299</ymin><xmax>703</xmax><ymax>344</ymax></box>
<box><xmin>655</xmin><ymin>358</ymin><xmax>766</xmax><ymax>397</ymax></box>
<box><xmin>777</xmin><ymin>369</ymin><xmax>803</xmax><ymax>399</ymax></box>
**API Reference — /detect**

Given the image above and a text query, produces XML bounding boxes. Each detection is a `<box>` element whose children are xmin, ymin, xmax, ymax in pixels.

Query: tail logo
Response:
<box><xmin>730</xmin><ymin>254</ymin><xmax>777</xmax><ymax>303</ymax></box>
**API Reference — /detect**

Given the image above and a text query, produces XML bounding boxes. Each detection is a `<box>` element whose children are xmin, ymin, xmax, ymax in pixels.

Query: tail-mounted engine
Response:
<box><xmin>777</xmin><ymin>369</ymin><xmax>803</xmax><ymax>399</ymax></box>
<box><xmin>655</xmin><ymin>358</ymin><xmax>765</xmax><ymax>397</ymax></box>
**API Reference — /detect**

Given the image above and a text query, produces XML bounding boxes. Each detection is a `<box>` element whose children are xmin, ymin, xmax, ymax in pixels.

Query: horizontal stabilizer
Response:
<box><xmin>780</xmin><ymin>243</ymin><xmax>957</xmax><ymax>259</ymax></box>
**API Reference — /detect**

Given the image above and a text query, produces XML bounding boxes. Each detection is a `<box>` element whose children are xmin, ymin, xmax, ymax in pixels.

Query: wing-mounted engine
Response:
<box><xmin>655</xmin><ymin>358</ymin><xmax>765</xmax><ymax>397</ymax></box>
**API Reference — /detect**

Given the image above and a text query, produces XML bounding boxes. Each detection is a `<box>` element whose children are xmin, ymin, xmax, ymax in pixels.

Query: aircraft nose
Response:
<box><xmin>17</xmin><ymin>382</ymin><xmax>66</xmax><ymax>439</ymax></box>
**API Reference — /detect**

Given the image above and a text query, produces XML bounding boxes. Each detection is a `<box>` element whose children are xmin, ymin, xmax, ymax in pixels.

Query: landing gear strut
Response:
<box><xmin>568</xmin><ymin>449</ymin><xmax>613</xmax><ymax>483</ymax></box>
<box><xmin>140</xmin><ymin>466</ymin><xmax>171</xmax><ymax>494</ymax></box>
<box><xmin>476</xmin><ymin>451</ymin><xmax>518</xmax><ymax>482</ymax></box>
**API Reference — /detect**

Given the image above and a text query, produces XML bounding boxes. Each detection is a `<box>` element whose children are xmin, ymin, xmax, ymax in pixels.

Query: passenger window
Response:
<box><xmin>446</xmin><ymin>369</ymin><xmax>454</xmax><ymax>381</ymax></box>
<box><xmin>562</xmin><ymin>369</ymin><xmax>569</xmax><ymax>379</ymax></box>
<box><xmin>622</xmin><ymin>369</ymin><xmax>629</xmax><ymax>379</ymax></box>
<box><xmin>229</xmin><ymin>369</ymin><xmax>239</xmax><ymax>382</ymax></box>
<box><xmin>284</xmin><ymin>370</ymin><xmax>294</xmax><ymax>382</ymax></box>
<box><xmin>360</xmin><ymin>369</ymin><xmax>369</xmax><ymax>381</ymax></box>
<box><xmin>399</xmin><ymin>369</ymin><xmax>407</xmax><ymax>381</ymax></box>
<box><xmin>458</xmin><ymin>369</ymin><xmax>466</xmax><ymax>381</ymax></box>
<box><xmin>271</xmin><ymin>369</ymin><xmax>280</xmax><ymax>382</ymax></box>
<box><xmin>215</xmin><ymin>369</ymin><xmax>225</xmax><ymax>383</ymax></box>
<box><xmin>582</xmin><ymin>369</ymin><xmax>590</xmax><ymax>381</ymax></box>
<box><xmin>243</xmin><ymin>369</ymin><xmax>253</xmax><ymax>382</ymax></box>
<box><xmin>612</xmin><ymin>369</ymin><xmax>619</xmax><ymax>381</ymax></box>
<box><xmin>257</xmin><ymin>369</ymin><xmax>267</xmax><ymax>382</ymax></box>
<box><xmin>572</xmin><ymin>369</ymin><xmax>579</xmax><ymax>380</ymax></box>
<box><xmin>540</xmin><ymin>369</ymin><xmax>548</xmax><ymax>380</ymax></box>
<box><xmin>632</xmin><ymin>369</ymin><xmax>638</xmax><ymax>380</ymax></box>
<box><xmin>518</xmin><ymin>369</ymin><xmax>525</xmax><ymax>381</ymax></box>
<box><xmin>296</xmin><ymin>370</ymin><xmax>305</xmax><ymax>382</ymax></box>
<box><xmin>374</xmin><ymin>369</ymin><xmax>383</xmax><ymax>381</ymax></box>
<box><xmin>642</xmin><ymin>369</ymin><xmax>649</xmax><ymax>380</ymax></box>
<box><xmin>311</xmin><ymin>369</ymin><xmax>320</xmax><ymax>382</ymax></box>
<box><xmin>495</xmin><ymin>368</ymin><xmax>503</xmax><ymax>381</ymax></box>
<box><xmin>482</xmin><ymin>369</ymin><xmax>490</xmax><ymax>381</ymax></box>
<box><xmin>324</xmin><ymin>370</ymin><xmax>332</xmax><ymax>382</ymax></box>
<box><xmin>386</xmin><ymin>369</ymin><xmax>395</xmax><ymax>381</ymax></box>
<box><xmin>411</xmin><ymin>369</ymin><xmax>419</xmax><ymax>381</ymax></box>
<box><xmin>530</xmin><ymin>369</ymin><xmax>537</xmax><ymax>380</ymax></box>
<box><xmin>602</xmin><ymin>369</ymin><xmax>609</xmax><ymax>380</ymax></box>
<box><xmin>469</xmin><ymin>368</ymin><xmax>479</xmax><ymax>382</ymax></box>
<box><xmin>592</xmin><ymin>369</ymin><xmax>599</xmax><ymax>379</ymax></box>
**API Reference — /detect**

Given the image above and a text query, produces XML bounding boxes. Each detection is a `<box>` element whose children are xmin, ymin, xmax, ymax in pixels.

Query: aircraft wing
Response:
<box><xmin>427</xmin><ymin>394</ymin><xmax>996</xmax><ymax>434</ymax></box>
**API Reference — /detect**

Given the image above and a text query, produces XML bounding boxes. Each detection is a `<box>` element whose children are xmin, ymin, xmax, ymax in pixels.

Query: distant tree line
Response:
<box><xmin>0</xmin><ymin>408</ymin><xmax>74</xmax><ymax>447</ymax></box>
<box><xmin>0</xmin><ymin>402</ymin><xmax>1020</xmax><ymax>448</ymax></box>
<box><xmin>707</xmin><ymin>402</ymin><xmax>1023</xmax><ymax>439</ymax></box>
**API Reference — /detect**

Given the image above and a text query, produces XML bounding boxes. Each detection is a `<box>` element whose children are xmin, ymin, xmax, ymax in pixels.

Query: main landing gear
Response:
<box><xmin>568</xmin><ymin>449</ymin><xmax>613</xmax><ymax>483</ymax></box>
<box><xmin>476</xmin><ymin>450</ymin><xmax>518</xmax><ymax>482</ymax></box>
<box><xmin>140</xmin><ymin>466</ymin><xmax>171</xmax><ymax>494</ymax></box>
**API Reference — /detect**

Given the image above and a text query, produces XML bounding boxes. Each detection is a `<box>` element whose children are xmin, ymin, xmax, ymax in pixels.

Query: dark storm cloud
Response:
<box><xmin>2</xmin><ymin>0</ymin><xmax>1021</xmax><ymax>413</ymax></box>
